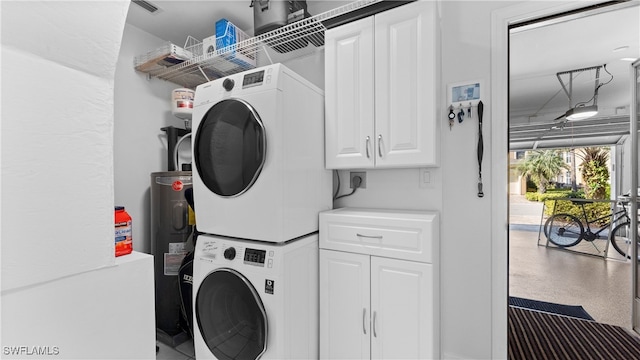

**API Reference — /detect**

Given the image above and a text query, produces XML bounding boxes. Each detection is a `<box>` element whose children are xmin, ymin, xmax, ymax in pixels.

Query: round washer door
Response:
<box><xmin>196</xmin><ymin>268</ymin><xmax>267</xmax><ymax>360</ymax></box>
<box><xmin>194</xmin><ymin>98</ymin><xmax>266</xmax><ymax>197</ymax></box>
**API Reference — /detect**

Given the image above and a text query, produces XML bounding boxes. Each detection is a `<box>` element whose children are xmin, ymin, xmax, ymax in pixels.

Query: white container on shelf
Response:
<box><xmin>171</xmin><ymin>88</ymin><xmax>195</xmax><ymax>119</ymax></box>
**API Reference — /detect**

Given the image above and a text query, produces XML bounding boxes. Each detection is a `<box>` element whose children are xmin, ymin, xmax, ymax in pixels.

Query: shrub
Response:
<box><xmin>524</xmin><ymin>192</ymin><xmax>539</xmax><ymax>201</ymax></box>
<box><xmin>524</xmin><ymin>190</ymin><xmax>582</xmax><ymax>202</ymax></box>
<box><xmin>543</xmin><ymin>197</ymin><xmax>613</xmax><ymax>227</ymax></box>
<box><xmin>523</xmin><ymin>191</ymin><xmax>612</xmax><ymax>226</ymax></box>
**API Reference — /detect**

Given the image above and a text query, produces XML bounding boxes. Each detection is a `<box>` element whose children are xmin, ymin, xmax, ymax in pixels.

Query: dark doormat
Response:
<box><xmin>509</xmin><ymin>296</ymin><xmax>594</xmax><ymax>321</ymax></box>
<box><xmin>509</xmin><ymin>306</ymin><xmax>640</xmax><ymax>360</ymax></box>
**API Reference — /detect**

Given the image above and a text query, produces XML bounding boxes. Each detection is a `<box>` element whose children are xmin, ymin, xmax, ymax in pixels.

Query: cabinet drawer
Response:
<box><xmin>319</xmin><ymin>208</ymin><xmax>438</xmax><ymax>263</ymax></box>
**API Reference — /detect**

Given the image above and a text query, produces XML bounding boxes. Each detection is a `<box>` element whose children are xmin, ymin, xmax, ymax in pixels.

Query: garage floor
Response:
<box><xmin>509</xmin><ymin>195</ymin><xmax>632</xmax><ymax>329</ymax></box>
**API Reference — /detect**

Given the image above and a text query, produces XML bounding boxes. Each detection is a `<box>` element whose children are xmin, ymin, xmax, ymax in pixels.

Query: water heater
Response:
<box><xmin>150</xmin><ymin>171</ymin><xmax>193</xmax><ymax>346</ymax></box>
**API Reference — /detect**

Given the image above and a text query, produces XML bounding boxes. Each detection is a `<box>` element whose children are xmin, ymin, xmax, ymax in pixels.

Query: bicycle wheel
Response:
<box><xmin>609</xmin><ymin>222</ymin><xmax>640</xmax><ymax>260</ymax></box>
<box><xmin>544</xmin><ymin>214</ymin><xmax>583</xmax><ymax>247</ymax></box>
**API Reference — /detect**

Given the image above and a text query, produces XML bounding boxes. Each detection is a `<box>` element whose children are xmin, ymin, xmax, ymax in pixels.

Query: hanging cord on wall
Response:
<box><xmin>333</xmin><ymin>170</ymin><xmax>341</xmax><ymax>199</ymax></box>
<box><xmin>477</xmin><ymin>100</ymin><xmax>484</xmax><ymax>198</ymax></box>
<box><xmin>333</xmin><ymin>170</ymin><xmax>363</xmax><ymax>200</ymax></box>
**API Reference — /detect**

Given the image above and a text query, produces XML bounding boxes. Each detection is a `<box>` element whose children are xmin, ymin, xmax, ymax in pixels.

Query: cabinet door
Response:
<box><xmin>325</xmin><ymin>17</ymin><xmax>375</xmax><ymax>169</ymax></box>
<box><xmin>370</xmin><ymin>257</ymin><xmax>436</xmax><ymax>359</ymax></box>
<box><xmin>374</xmin><ymin>1</ymin><xmax>438</xmax><ymax>167</ymax></box>
<box><xmin>320</xmin><ymin>250</ymin><xmax>371</xmax><ymax>359</ymax></box>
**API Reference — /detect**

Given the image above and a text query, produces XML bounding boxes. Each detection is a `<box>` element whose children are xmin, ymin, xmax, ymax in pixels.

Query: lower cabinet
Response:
<box><xmin>320</xmin><ymin>249</ymin><xmax>436</xmax><ymax>359</ymax></box>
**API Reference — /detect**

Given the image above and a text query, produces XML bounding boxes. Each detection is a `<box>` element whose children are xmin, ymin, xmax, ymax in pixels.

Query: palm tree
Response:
<box><xmin>577</xmin><ymin>147</ymin><xmax>610</xmax><ymax>199</ymax></box>
<box><xmin>517</xmin><ymin>150</ymin><xmax>569</xmax><ymax>194</ymax></box>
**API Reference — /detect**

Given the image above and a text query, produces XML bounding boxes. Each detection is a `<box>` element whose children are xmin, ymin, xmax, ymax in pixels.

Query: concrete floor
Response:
<box><xmin>509</xmin><ymin>195</ymin><xmax>632</xmax><ymax>329</ymax></box>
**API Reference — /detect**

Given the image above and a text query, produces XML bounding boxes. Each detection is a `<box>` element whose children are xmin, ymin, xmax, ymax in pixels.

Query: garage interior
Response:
<box><xmin>508</xmin><ymin>1</ymin><xmax>639</xmax><ymax>330</ymax></box>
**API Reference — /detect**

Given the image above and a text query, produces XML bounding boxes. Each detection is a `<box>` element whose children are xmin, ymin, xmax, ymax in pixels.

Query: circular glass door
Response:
<box><xmin>196</xmin><ymin>268</ymin><xmax>267</xmax><ymax>360</ymax></box>
<box><xmin>194</xmin><ymin>99</ymin><xmax>266</xmax><ymax>197</ymax></box>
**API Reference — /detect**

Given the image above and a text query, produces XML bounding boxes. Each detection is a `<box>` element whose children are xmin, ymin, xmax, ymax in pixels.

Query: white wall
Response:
<box><xmin>1</xmin><ymin>0</ymin><xmax>126</xmax><ymax>292</ymax></box>
<box><xmin>114</xmin><ymin>24</ymin><xmax>187</xmax><ymax>254</ymax></box>
<box><xmin>440</xmin><ymin>2</ymin><xmax>507</xmax><ymax>357</ymax></box>
<box><xmin>1</xmin><ymin>2</ymin><xmax>155</xmax><ymax>358</ymax></box>
<box><xmin>1</xmin><ymin>253</ymin><xmax>155</xmax><ymax>360</ymax></box>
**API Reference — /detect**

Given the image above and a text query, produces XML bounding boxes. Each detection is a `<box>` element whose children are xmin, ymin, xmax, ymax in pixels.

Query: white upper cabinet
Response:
<box><xmin>325</xmin><ymin>17</ymin><xmax>375</xmax><ymax>169</ymax></box>
<box><xmin>325</xmin><ymin>1</ymin><xmax>438</xmax><ymax>169</ymax></box>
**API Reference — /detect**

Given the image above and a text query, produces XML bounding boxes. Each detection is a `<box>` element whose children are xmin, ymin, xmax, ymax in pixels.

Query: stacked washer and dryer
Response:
<box><xmin>191</xmin><ymin>64</ymin><xmax>331</xmax><ymax>360</ymax></box>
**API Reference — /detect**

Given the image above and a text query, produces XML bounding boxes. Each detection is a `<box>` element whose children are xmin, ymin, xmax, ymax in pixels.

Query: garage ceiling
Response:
<box><xmin>509</xmin><ymin>1</ymin><xmax>640</xmax><ymax>151</ymax></box>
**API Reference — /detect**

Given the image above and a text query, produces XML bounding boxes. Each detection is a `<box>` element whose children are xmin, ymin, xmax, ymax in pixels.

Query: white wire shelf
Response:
<box><xmin>134</xmin><ymin>0</ymin><xmax>383</xmax><ymax>89</ymax></box>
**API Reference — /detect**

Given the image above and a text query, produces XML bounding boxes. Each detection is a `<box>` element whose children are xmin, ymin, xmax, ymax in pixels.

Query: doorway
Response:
<box><xmin>507</xmin><ymin>0</ymin><xmax>638</xmax><ymax>329</ymax></box>
<box><xmin>491</xmin><ymin>0</ymin><xmax>640</xmax><ymax>357</ymax></box>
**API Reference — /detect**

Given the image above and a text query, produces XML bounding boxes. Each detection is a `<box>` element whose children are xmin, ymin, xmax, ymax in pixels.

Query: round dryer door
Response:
<box><xmin>194</xmin><ymin>99</ymin><xmax>266</xmax><ymax>197</ymax></box>
<box><xmin>196</xmin><ymin>268</ymin><xmax>267</xmax><ymax>360</ymax></box>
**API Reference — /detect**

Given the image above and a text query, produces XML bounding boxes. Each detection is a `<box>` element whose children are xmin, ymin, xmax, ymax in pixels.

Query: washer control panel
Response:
<box><xmin>244</xmin><ymin>248</ymin><xmax>266</xmax><ymax>265</ymax></box>
<box><xmin>198</xmin><ymin>238</ymin><xmax>276</xmax><ymax>269</ymax></box>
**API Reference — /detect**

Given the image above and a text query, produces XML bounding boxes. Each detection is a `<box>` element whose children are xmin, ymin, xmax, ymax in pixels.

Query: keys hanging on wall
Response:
<box><xmin>447</xmin><ymin>102</ymin><xmax>476</xmax><ymax>130</ymax></box>
<box><xmin>448</xmin><ymin>105</ymin><xmax>455</xmax><ymax>130</ymax></box>
<box><xmin>457</xmin><ymin>107</ymin><xmax>465</xmax><ymax>123</ymax></box>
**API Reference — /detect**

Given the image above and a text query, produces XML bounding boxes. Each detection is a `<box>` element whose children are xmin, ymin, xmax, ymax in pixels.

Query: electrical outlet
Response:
<box><xmin>350</xmin><ymin>171</ymin><xmax>366</xmax><ymax>189</ymax></box>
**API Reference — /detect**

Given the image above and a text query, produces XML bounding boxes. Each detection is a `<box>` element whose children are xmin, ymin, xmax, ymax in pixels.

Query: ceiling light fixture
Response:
<box><xmin>565</xmin><ymin>105</ymin><xmax>599</xmax><ymax>121</ymax></box>
<box><xmin>555</xmin><ymin>64</ymin><xmax>612</xmax><ymax>121</ymax></box>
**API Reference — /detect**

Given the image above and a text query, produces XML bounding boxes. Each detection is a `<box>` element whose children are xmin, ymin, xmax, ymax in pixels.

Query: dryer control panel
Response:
<box><xmin>242</xmin><ymin>70</ymin><xmax>265</xmax><ymax>88</ymax></box>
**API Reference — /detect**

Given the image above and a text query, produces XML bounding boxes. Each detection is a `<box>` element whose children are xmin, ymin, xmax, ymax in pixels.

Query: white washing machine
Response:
<box><xmin>192</xmin><ymin>64</ymin><xmax>331</xmax><ymax>243</ymax></box>
<box><xmin>193</xmin><ymin>233</ymin><xmax>319</xmax><ymax>360</ymax></box>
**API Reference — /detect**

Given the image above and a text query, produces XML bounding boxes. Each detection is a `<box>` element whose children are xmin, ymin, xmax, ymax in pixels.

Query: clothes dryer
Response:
<box><xmin>192</xmin><ymin>64</ymin><xmax>331</xmax><ymax>243</ymax></box>
<box><xmin>193</xmin><ymin>233</ymin><xmax>319</xmax><ymax>360</ymax></box>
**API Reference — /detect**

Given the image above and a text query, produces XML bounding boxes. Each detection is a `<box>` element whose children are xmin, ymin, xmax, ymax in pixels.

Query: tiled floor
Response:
<box><xmin>156</xmin><ymin>339</ymin><xmax>194</xmax><ymax>360</ymax></box>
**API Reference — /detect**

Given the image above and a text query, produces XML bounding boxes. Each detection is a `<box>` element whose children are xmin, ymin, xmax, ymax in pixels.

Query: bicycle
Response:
<box><xmin>609</xmin><ymin>196</ymin><xmax>640</xmax><ymax>260</ymax></box>
<box><xmin>543</xmin><ymin>196</ymin><xmax>639</xmax><ymax>259</ymax></box>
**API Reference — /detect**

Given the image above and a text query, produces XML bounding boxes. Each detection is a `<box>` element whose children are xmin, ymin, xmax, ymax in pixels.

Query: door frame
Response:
<box><xmin>490</xmin><ymin>1</ymin><xmax>606</xmax><ymax>357</ymax></box>
<box><xmin>632</xmin><ymin>58</ymin><xmax>640</xmax><ymax>334</ymax></box>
